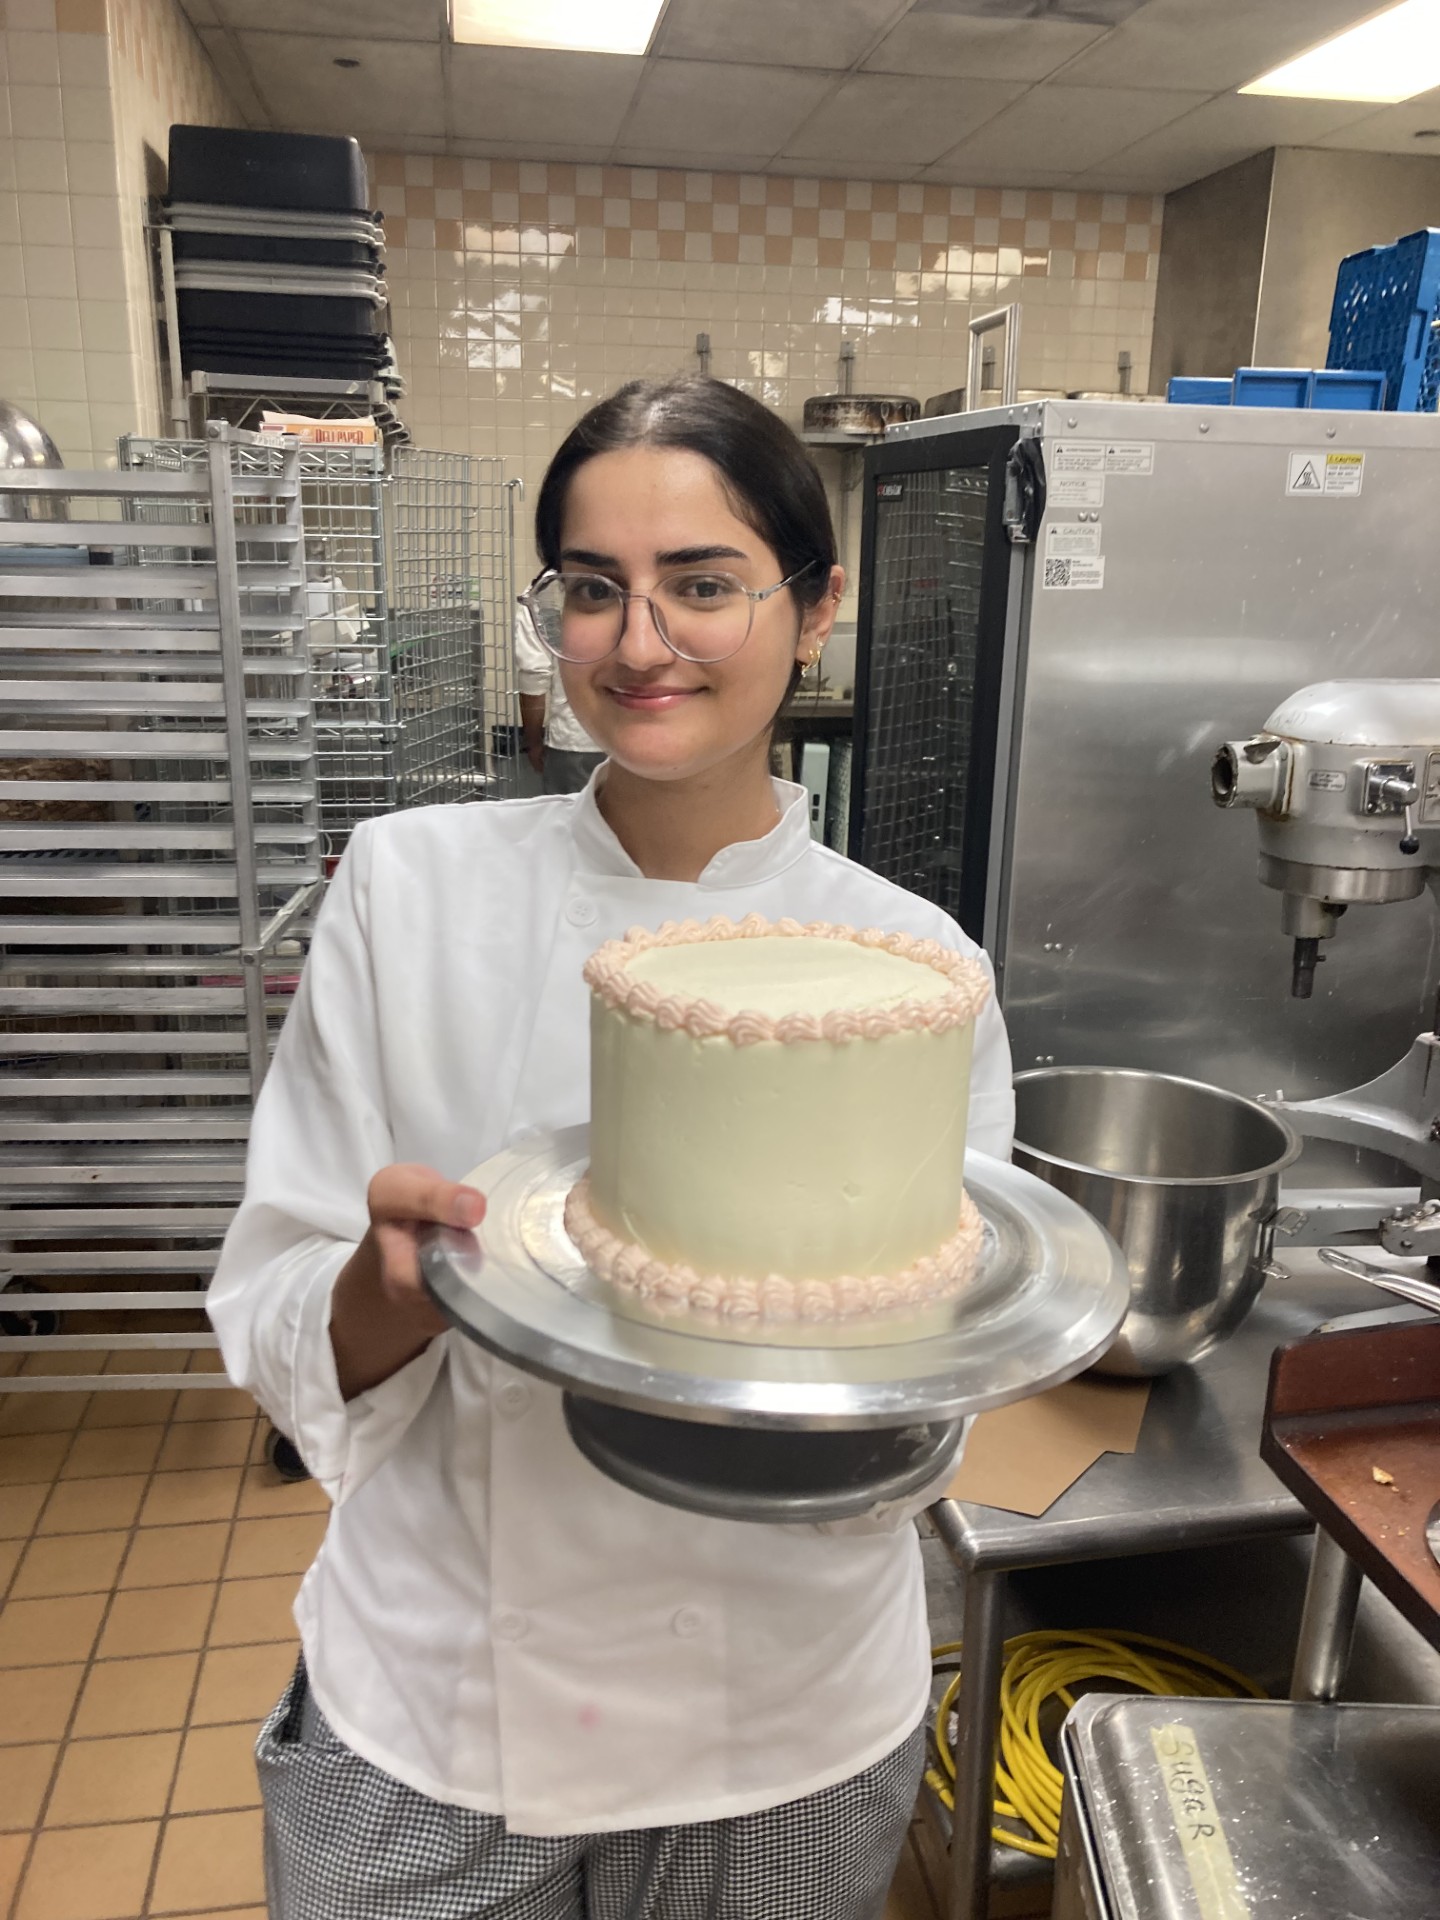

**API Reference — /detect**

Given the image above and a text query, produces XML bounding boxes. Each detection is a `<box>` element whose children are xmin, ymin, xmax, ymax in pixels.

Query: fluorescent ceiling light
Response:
<box><xmin>451</xmin><ymin>0</ymin><xmax>663</xmax><ymax>56</ymax></box>
<box><xmin>1241</xmin><ymin>0</ymin><xmax>1440</xmax><ymax>103</ymax></box>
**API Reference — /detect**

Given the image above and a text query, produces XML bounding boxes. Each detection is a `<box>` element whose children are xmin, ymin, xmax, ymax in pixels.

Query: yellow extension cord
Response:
<box><xmin>925</xmin><ymin>1629</ymin><xmax>1267</xmax><ymax>1860</ymax></box>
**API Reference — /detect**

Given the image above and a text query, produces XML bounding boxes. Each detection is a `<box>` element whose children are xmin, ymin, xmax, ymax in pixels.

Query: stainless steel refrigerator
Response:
<box><xmin>851</xmin><ymin>400</ymin><xmax>1440</xmax><ymax>1116</ymax></box>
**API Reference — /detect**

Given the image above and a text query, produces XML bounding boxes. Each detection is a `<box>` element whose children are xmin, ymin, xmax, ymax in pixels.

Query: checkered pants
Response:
<box><xmin>257</xmin><ymin>1660</ymin><xmax>924</xmax><ymax>1920</ymax></box>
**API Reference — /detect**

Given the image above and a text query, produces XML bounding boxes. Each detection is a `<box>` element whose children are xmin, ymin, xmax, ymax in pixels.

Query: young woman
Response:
<box><xmin>210</xmin><ymin>375</ymin><xmax>1015</xmax><ymax>1920</ymax></box>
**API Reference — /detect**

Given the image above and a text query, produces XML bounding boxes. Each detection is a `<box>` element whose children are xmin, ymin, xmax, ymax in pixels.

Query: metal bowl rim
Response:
<box><xmin>1011</xmin><ymin>1064</ymin><xmax>1303</xmax><ymax>1189</ymax></box>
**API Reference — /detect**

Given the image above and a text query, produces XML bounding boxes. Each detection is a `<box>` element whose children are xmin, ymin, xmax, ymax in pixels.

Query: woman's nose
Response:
<box><xmin>614</xmin><ymin>592</ymin><xmax>672</xmax><ymax>669</ymax></box>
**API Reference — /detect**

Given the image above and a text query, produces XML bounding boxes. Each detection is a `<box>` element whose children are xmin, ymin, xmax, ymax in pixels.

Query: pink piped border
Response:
<box><xmin>564</xmin><ymin>1176</ymin><xmax>985</xmax><ymax>1324</ymax></box>
<box><xmin>582</xmin><ymin>913</ymin><xmax>990</xmax><ymax>1045</ymax></box>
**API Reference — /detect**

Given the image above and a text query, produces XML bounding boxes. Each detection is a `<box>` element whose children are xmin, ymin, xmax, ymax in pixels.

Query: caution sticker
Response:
<box><xmin>1287</xmin><ymin>450</ymin><xmax>1365</xmax><ymax>497</ymax></box>
<box><xmin>1105</xmin><ymin>441</ymin><xmax>1154</xmax><ymax>475</ymax></box>
<box><xmin>1045</xmin><ymin>520</ymin><xmax>1102</xmax><ymax>559</ymax></box>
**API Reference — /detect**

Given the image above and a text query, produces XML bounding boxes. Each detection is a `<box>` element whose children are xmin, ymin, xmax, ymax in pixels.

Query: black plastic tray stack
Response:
<box><xmin>166</xmin><ymin>125</ymin><xmax>389</xmax><ymax>384</ymax></box>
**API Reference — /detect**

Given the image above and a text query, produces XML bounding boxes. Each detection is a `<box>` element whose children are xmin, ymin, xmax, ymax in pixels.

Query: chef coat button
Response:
<box><xmin>671</xmin><ymin>1606</ymin><xmax>704</xmax><ymax>1639</ymax></box>
<box><xmin>497</xmin><ymin>1381</ymin><xmax>531</xmax><ymax>1418</ymax></box>
<box><xmin>494</xmin><ymin>1610</ymin><xmax>529</xmax><ymax>1643</ymax></box>
<box><xmin>566</xmin><ymin>897</ymin><xmax>598</xmax><ymax>928</ymax></box>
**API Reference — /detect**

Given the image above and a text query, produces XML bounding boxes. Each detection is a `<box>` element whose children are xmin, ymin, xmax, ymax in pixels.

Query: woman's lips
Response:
<box><xmin>604</xmin><ymin>684</ymin><xmax>703</xmax><ymax>712</ymax></box>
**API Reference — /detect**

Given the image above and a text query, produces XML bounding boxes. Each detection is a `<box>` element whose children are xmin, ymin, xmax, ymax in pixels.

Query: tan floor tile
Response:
<box><xmin>236</xmin><ymin>1461</ymin><xmax>329</xmax><ymax>1518</ymax></box>
<box><xmin>0</xmin><ymin>1535</ymin><xmax>20</xmax><ymax>1591</ymax></box>
<box><xmin>158</xmin><ymin>1420</ymin><xmax>255</xmax><ymax>1472</ymax></box>
<box><xmin>38</xmin><ymin>1475</ymin><xmax>148</xmax><ymax>1536</ymax></box>
<box><xmin>0</xmin><ymin>1432</ymin><xmax>70</xmax><ymax>1486</ymax></box>
<box><xmin>98</xmin><ymin>1583</ymin><xmax>216</xmax><ymax>1660</ymax></box>
<box><xmin>0</xmin><ymin>1665</ymin><xmax>85</xmax><ymax>1743</ymax></box>
<box><xmin>150</xmin><ymin>1807</ymin><xmax>265</xmax><ymax>1914</ymax></box>
<box><xmin>60</xmin><ymin>1424</ymin><xmax>164</xmax><ymax>1480</ymax></box>
<box><xmin>225</xmin><ymin>1512</ymin><xmax>327</xmax><ymax>1580</ymax></box>
<box><xmin>0</xmin><ymin>1593</ymin><xmax>106</xmax><ymax>1667</ymax></box>
<box><xmin>170</xmin><ymin>1722</ymin><xmax>262</xmax><ymax>1813</ymax></box>
<box><xmin>46</xmin><ymin>1731</ymin><xmax>182</xmax><ymax>1827</ymax></box>
<box><xmin>172</xmin><ymin>1386</ymin><xmax>258</xmax><ymax>1423</ymax></box>
<box><xmin>186</xmin><ymin>1350</ymin><xmax>228</xmax><ymax>1374</ymax></box>
<box><xmin>104</xmin><ymin>1349</ymin><xmax>192</xmax><ymax>1376</ymax></box>
<box><xmin>16</xmin><ymin>1818</ymin><xmax>159</xmax><ymax>1920</ymax></box>
<box><xmin>885</xmin><ymin>1833</ymin><xmax>939</xmax><ymax>1920</ymax></box>
<box><xmin>17</xmin><ymin>1349</ymin><xmax>105</xmax><ymax>1378</ymax></box>
<box><xmin>0</xmin><ymin>1830</ymin><xmax>29</xmax><ymax>1913</ymax></box>
<box><xmin>81</xmin><ymin>1388</ymin><xmax>178</xmax><ymax>1429</ymax></box>
<box><xmin>0</xmin><ymin>1742</ymin><xmax>57</xmax><ymax>1832</ymax></box>
<box><xmin>72</xmin><ymin>1651</ymin><xmax>199</xmax><ymax>1737</ymax></box>
<box><xmin>11</xmin><ymin>1529</ymin><xmax>129</xmax><ymax>1600</ymax></box>
<box><xmin>0</xmin><ymin>1482</ymin><xmax>48</xmax><ymax>1539</ymax></box>
<box><xmin>191</xmin><ymin>1640</ymin><xmax>294</xmax><ymax>1726</ymax></box>
<box><xmin>0</xmin><ymin>1391</ymin><xmax>90</xmax><ymax>1436</ymax></box>
<box><xmin>120</xmin><ymin>1522</ymin><xmax>229</xmax><ymax>1591</ymax></box>
<box><xmin>141</xmin><ymin>1467</ymin><xmax>243</xmax><ymax>1529</ymax></box>
<box><xmin>208</xmin><ymin>1574</ymin><xmax>300</xmax><ymax>1648</ymax></box>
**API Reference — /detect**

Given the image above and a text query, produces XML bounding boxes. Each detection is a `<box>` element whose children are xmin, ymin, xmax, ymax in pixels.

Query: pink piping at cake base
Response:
<box><xmin>563</xmin><ymin>1176</ymin><xmax>986</xmax><ymax>1324</ymax></box>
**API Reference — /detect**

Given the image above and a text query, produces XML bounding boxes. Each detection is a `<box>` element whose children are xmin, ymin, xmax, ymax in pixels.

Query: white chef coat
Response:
<box><xmin>514</xmin><ymin>607</ymin><xmax>602</xmax><ymax>754</ymax></box>
<box><xmin>208</xmin><ymin>776</ymin><xmax>1015</xmax><ymax>1837</ymax></box>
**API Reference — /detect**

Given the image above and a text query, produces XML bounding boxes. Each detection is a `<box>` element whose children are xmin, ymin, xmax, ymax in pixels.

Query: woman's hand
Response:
<box><xmin>329</xmin><ymin>1165</ymin><xmax>486</xmax><ymax>1401</ymax></box>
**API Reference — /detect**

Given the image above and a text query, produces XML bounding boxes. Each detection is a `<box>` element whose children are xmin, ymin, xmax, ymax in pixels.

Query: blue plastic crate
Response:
<box><xmin>1327</xmin><ymin>227</ymin><xmax>1440</xmax><ymax>410</ymax></box>
<box><xmin>1233</xmin><ymin>367</ymin><xmax>1314</xmax><ymax>407</ymax></box>
<box><xmin>1166</xmin><ymin>376</ymin><xmax>1231</xmax><ymax>404</ymax></box>
<box><xmin>1310</xmin><ymin>367</ymin><xmax>1387</xmax><ymax>410</ymax></box>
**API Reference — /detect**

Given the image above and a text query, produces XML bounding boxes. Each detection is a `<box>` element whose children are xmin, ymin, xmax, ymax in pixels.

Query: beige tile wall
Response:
<box><xmin>0</xmin><ymin>0</ymin><xmax>237</xmax><ymax>468</ymax></box>
<box><xmin>374</xmin><ymin>152</ymin><xmax>1163</xmax><ymax>585</ymax></box>
<box><xmin>107</xmin><ymin>0</ymin><xmax>240</xmax><ymax>442</ymax></box>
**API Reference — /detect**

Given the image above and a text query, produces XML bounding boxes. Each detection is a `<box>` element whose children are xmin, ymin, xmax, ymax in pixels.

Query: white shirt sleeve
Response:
<box><xmin>207</xmin><ymin>820</ymin><xmax>448</xmax><ymax>1503</ymax></box>
<box><xmin>514</xmin><ymin>606</ymin><xmax>554</xmax><ymax>698</ymax></box>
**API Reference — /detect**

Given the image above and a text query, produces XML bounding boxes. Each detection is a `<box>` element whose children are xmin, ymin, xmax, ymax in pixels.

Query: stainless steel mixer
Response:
<box><xmin>1212</xmin><ymin>678</ymin><xmax>1440</xmax><ymax>1256</ymax></box>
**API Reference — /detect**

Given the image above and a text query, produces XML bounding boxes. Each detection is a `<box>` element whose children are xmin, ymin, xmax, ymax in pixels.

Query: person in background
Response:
<box><xmin>515</xmin><ymin>603</ymin><xmax>607</xmax><ymax>792</ymax></box>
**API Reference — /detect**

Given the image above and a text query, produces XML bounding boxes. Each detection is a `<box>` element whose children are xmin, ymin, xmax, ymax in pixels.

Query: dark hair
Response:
<box><xmin>534</xmin><ymin>377</ymin><xmax>836</xmax><ymax>714</ymax></box>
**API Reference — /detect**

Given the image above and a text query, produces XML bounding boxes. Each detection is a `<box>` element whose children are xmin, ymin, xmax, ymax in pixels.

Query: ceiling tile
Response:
<box><xmin>781</xmin><ymin>72</ymin><xmax>1027</xmax><ymax>164</ymax></box>
<box><xmin>236</xmin><ymin>32</ymin><xmax>444</xmax><ymax>139</ymax></box>
<box><xmin>449</xmin><ymin>140</ymin><xmax>616</xmax><ymax>162</ymax></box>
<box><xmin>932</xmin><ymin>82</ymin><xmax>1207</xmax><ymax>176</ymax></box>
<box><xmin>609</xmin><ymin>147</ymin><xmax>776</xmax><ymax>170</ymax></box>
<box><xmin>447</xmin><ymin>44</ymin><xmax>645</xmax><ymax>145</ymax></box>
<box><xmin>654</xmin><ymin>0</ymin><xmax>903</xmax><ymax>70</ymax></box>
<box><xmin>918</xmin><ymin>160</ymin><xmax>1081</xmax><ymax>187</ymax></box>
<box><xmin>619</xmin><ymin>57</ymin><xmax>838</xmax><ymax>158</ymax></box>
<box><xmin>1311</xmin><ymin>86</ymin><xmax>1440</xmax><ymax>151</ymax></box>
<box><xmin>1079</xmin><ymin>90</ymin><xmax>1374</xmax><ymax>190</ymax></box>
<box><xmin>1057</xmin><ymin>0</ymin><xmax>1383</xmax><ymax>92</ymax></box>
<box><xmin>213</xmin><ymin>0</ymin><xmax>444</xmax><ymax>34</ymax></box>
<box><xmin>864</xmin><ymin>13</ymin><xmax>1105</xmax><ymax>80</ymax></box>
<box><xmin>195</xmin><ymin>26</ymin><xmax>271</xmax><ymax>125</ymax></box>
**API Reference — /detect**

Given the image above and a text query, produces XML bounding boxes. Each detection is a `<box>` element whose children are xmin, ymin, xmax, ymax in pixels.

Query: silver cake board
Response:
<box><xmin>419</xmin><ymin>1127</ymin><xmax>1128</xmax><ymax>1523</ymax></box>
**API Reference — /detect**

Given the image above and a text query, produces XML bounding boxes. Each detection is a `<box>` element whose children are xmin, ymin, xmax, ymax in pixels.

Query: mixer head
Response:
<box><xmin>1211</xmin><ymin>680</ymin><xmax>1440</xmax><ymax>997</ymax></box>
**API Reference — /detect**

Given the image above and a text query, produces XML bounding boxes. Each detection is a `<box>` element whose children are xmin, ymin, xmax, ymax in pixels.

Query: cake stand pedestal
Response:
<box><xmin>419</xmin><ymin>1128</ymin><xmax>1128</xmax><ymax>1523</ymax></box>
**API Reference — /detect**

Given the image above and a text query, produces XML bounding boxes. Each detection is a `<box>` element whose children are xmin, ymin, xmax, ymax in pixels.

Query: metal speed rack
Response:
<box><xmin>0</xmin><ymin>422</ymin><xmax>320</xmax><ymax>1394</ymax></box>
<box><xmin>119</xmin><ymin>440</ymin><xmax>514</xmax><ymax>859</ymax></box>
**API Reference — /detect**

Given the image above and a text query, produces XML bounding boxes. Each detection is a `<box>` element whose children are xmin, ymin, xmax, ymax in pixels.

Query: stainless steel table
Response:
<box><xmin>926</xmin><ymin>1260</ymin><xmax>1377</xmax><ymax>1920</ymax></box>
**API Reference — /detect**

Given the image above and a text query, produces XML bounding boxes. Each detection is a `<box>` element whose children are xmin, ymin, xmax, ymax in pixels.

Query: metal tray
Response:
<box><xmin>420</xmin><ymin>1126</ymin><xmax>1129</xmax><ymax>1432</ymax></box>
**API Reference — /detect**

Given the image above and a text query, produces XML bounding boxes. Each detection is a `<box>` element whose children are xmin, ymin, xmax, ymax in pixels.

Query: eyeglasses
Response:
<box><xmin>518</xmin><ymin>564</ymin><xmax>816</xmax><ymax>665</ymax></box>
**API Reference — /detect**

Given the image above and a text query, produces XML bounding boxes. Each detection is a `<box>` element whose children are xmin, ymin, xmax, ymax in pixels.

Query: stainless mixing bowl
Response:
<box><xmin>1012</xmin><ymin>1067</ymin><xmax>1301</xmax><ymax>1376</ymax></box>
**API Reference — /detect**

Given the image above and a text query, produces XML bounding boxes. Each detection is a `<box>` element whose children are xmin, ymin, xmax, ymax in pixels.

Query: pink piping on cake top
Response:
<box><xmin>582</xmin><ymin>913</ymin><xmax>991</xmax><ymax>1045</ymax></box>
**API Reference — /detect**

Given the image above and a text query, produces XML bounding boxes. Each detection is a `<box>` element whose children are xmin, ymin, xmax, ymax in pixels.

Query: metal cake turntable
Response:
<box><xmin>420</xmin><ymin>1126</ymin><xmax>1128</xmax><ymax>1523</ymax></box>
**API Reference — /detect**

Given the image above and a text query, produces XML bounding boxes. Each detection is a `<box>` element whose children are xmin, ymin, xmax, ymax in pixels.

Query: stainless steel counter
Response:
<box><xmin>926</xmin><ymin>1257</ymin><xmax>1380</xmax><ymax>1920</ymax></box>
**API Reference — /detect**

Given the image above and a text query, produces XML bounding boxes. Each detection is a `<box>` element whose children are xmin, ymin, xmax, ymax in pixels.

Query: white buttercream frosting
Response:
<box><xmin>577</xmin><ymin>915</ymin><xmax>990</xmax><ymax>1318</ymax></box>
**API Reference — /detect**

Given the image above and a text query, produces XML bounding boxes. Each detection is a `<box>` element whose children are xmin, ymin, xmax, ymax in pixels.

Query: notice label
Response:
<box><xmin>1105</xmin><ymin>441</ymin><xmax>1154</xmax><ymax>475</ymax></box>
<box><xmin>1287</xmin><ymin>450</ymin><xmax>1365</xmax><ymax>497</ymax></box>
<box><xmin>1042</xmin><ymin>555</ymin><xmax>1105</xmax><ymax>590</ymax></box>
<box><xmin>1045</xmin><ymin>520</ymin><xmax>1102</xmax><ymax>559</ymax></box>
<box><xmin>1049</xmin><ymin>471</ymin><xmax>1105</xmax><ymax>508</ymax></box>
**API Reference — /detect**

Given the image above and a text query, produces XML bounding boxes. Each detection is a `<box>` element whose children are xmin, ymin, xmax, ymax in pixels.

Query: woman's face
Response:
<box><xmin>553</xmin><ymin>445</ymin><xmax>839</xmax><ymax>784</ymax></box>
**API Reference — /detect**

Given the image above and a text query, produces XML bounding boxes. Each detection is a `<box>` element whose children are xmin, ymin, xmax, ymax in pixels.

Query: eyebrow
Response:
<box><xmin>559</xmin><ymin>544</ymin><xmax>749</xmax><ymax>570</ymax></box>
